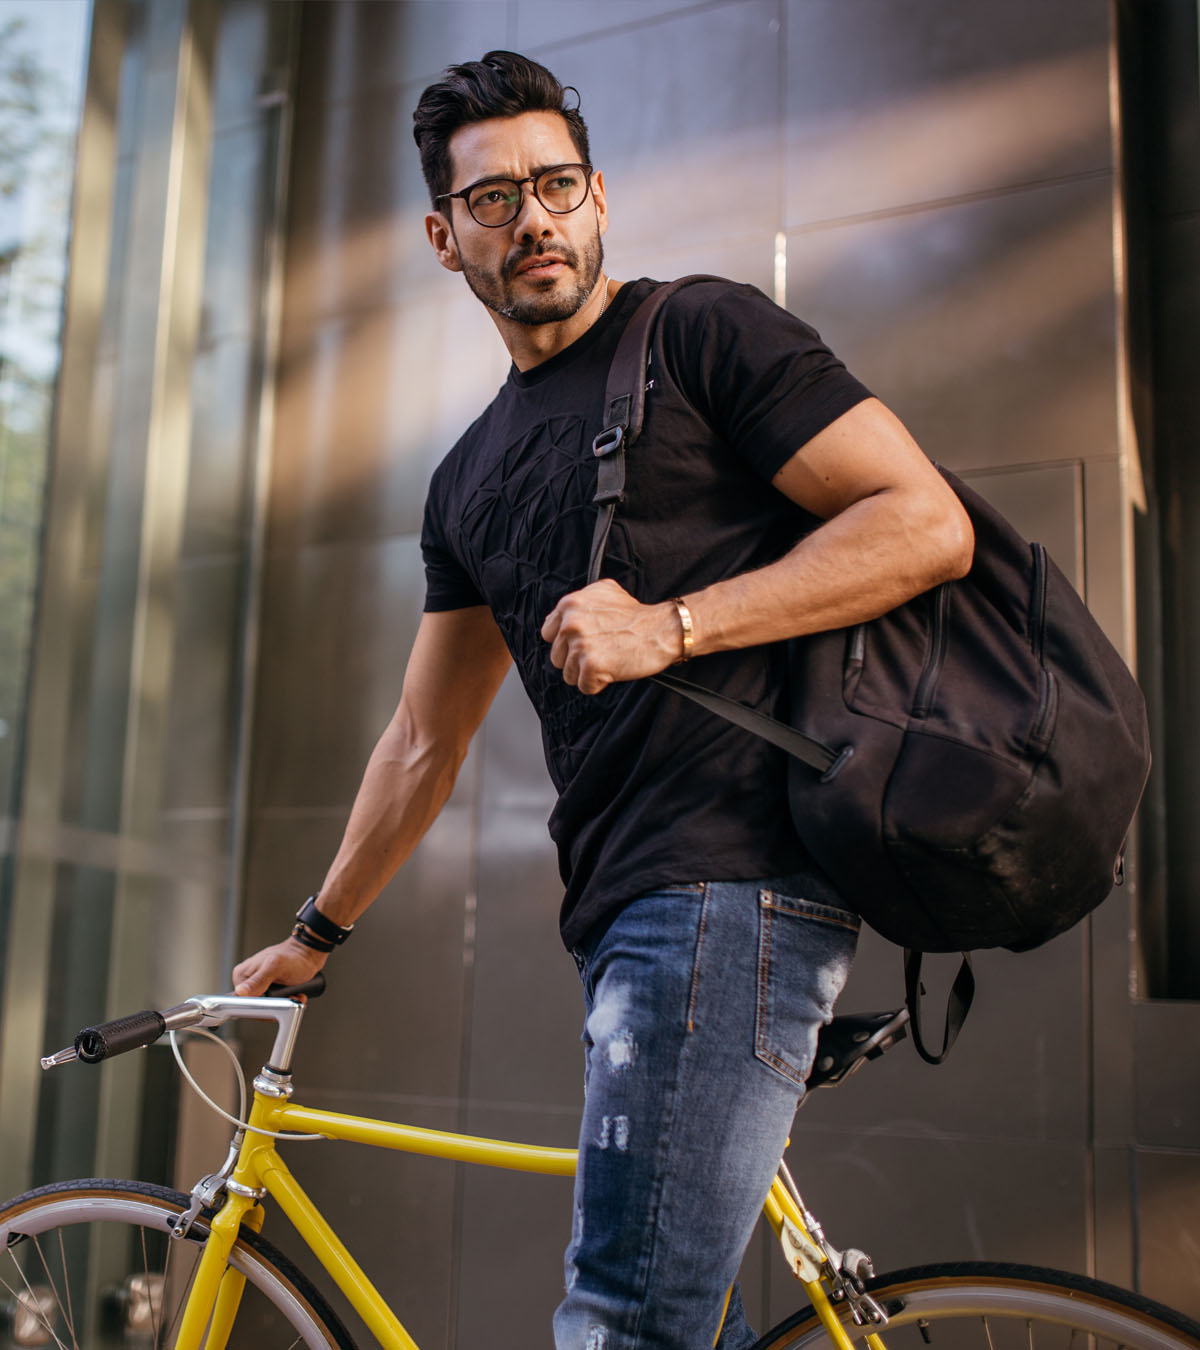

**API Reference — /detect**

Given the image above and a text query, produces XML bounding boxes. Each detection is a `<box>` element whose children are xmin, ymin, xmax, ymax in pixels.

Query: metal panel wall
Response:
<box><xmin>232</xmin><ymin>0</ymin><xmax>1191</xmax><ymax>1343</ymax></box>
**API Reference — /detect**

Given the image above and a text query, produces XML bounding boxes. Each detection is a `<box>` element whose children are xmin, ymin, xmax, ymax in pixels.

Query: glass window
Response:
<box><xmin>0</xmin><ymin>0</ymin><xmax>91</xmax><ymax>822</ymax></box>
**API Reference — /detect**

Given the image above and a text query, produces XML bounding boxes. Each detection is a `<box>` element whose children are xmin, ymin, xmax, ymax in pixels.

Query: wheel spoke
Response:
<box><xmin>160</xmin><ymin>1238</ymin><xmax>204</xmax><ymax>1349</ymax></box>
<box><xmin>55</xmin><ymin>1226</ymin><xmax>78</xmax><ymax>1347</ymax></box>
<box><xmin>32</xmin><ymin>1233</ymin><xmax>77</xmax><ymax>1348</ymax></box>
<box><xmin>0</xmin><ymin>1256</ymin><xmax>72</xmax><ymax>1350</ymax></box>
<box><xmin>143</xmin><ymin>1223</ymin><xmax>172</xmax><ymax>1349</ymax></box>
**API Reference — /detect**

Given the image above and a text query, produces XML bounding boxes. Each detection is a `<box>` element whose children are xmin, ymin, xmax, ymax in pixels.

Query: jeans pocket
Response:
<box><xmin>754</xmin><ymin>888</ymin><xmax>859</xmax><ymax>1088</ymax></box>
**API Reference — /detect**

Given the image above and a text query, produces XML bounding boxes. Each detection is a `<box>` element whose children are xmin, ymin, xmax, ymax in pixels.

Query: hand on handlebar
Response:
<box><xmin>233</xmin><ymin>937</ymin><xmax>327</xmax><ymax>997</ymax></box>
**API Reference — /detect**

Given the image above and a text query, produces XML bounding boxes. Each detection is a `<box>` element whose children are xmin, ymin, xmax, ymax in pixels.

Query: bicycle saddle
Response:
<box><xmin>806</xmin><ymin>1008</ymin><xmax>909</xmax><ymax>1090</ymax></box>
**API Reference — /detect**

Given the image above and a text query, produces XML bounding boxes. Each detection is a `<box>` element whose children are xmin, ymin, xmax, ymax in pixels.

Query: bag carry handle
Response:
<box><xmin>904</xmin><ymin>950</ymin><xmax>975</xmax><ymax>1065</ymax></box>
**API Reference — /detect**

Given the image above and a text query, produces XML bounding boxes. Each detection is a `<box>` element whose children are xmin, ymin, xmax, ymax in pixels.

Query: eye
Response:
<box><xmin>469</xmin><ymin>182</ymin><xmax>518</xmax><ymax>209</ymax></box>
<box><xmin>547</xmin><ymin>170</ymin><xmax>582</xmax><ymax>191</ymax></box>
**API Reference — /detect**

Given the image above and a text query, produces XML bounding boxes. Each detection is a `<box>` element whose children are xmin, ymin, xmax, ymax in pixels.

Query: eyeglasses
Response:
<box><xmin>436</xmin><ymin>163</ymin><xmax>594</xmax><ymax>228</ymax></box>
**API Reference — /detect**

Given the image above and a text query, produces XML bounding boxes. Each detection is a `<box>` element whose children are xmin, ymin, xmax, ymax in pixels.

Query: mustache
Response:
<box><xmin>502</xmin><ymin>240</ymin><xmax>579</xmax><ymax>282</ymax></box>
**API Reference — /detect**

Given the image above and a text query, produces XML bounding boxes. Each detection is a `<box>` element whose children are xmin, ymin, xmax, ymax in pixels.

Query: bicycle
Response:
<box><xmin>3</xmin><ymin>977</ymin><xmax>1199</xmax><ymax>1350</ymax></box>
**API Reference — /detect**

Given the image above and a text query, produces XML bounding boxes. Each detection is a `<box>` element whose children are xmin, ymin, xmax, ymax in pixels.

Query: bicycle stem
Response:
<box><xmin>178</xmin><ymin>993</ymin><xmax>309</xmax><ymax>1070</ymax></box>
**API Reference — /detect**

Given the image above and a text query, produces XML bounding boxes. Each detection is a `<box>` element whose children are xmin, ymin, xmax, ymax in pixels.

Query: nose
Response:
<box><xmin>513</xmin><ymin>181</ymin><xmax>554</xmax><ymax>240</ymax></box>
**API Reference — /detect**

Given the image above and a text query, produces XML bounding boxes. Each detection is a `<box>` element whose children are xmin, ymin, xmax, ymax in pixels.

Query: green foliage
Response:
<box><xmin>0</xmin><ymin>16</ymin><xmax>43</xmax><ymax>200</ymax></box>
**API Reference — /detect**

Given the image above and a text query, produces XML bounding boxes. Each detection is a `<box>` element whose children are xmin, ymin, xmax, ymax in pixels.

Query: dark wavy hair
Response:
<box><xmin>413</xmin><ymin>51</ymin><xmax>592</xmax><ymax>205</ymax></box>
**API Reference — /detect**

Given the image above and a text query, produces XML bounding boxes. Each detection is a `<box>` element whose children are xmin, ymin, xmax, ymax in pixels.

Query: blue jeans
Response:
<box><xmin>554</xmin><ymin>871</ymin><xmax>859</xmax><ymax>1350</ymax></box>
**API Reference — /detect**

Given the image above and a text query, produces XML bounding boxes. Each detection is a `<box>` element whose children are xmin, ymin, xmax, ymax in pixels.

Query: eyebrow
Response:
<box><xmin>461</xmin><ymin>161</ymin><xmax>580</xmax><ymax>188</ymax></box>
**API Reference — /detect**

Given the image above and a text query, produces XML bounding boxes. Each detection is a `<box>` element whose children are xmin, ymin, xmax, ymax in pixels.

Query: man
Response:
<box><xmin>234</xmin><ymin>51</ymin><xmax>973</xmax><ymax>1349</ymax></box>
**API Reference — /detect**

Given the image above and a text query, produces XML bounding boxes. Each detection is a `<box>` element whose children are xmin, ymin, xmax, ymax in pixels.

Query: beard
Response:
<box><xmin>459</xmin><ymin>230</ymin><xmax>605</xmax><ymax>326</ymax></box>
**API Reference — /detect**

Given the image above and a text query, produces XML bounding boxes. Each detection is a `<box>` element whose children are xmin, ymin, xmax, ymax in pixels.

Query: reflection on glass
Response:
<box><xmin>0</xmin><ymin>1</ymin><xmax>90</xmax><ymax>820</ymax></box>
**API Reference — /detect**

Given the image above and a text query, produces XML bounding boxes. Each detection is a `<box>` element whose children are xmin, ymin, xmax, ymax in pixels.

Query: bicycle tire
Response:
<box><xmin>0</xmin><ymin>1178</ymin><xmax>356</xmax><ymax>1348</ymax></box>
<box><xmin>752</xmin><ymin>1262</ymin><xmax>1200</xmax><ymax>1350</ymax></box>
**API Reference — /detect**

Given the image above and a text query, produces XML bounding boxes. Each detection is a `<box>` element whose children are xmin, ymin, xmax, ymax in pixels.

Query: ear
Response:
<box><xmin>425</xmin><ymin>210</ymin><xmax>462</xmax><ymax>273</ymax></box>
<box><xmin>591</xmin><ymin>168</ymin><xmax>609</xmax><ymax>239</ymax></box>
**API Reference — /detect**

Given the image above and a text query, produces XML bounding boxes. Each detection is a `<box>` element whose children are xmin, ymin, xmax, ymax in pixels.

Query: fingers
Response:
<box><xmin>542</xmin><ymin>581</ymin><xmax>625</xmax><ymax>691</ymax></box>
<box><xmin>232</xmin><ymin>941</ymin><xmax>324</xmax><ymax>997</ymax></box>
<box><xmin>571</xmin><ymin>661</ymin><xmax>612</xmax><ymax>695</ymax></box>
<box><xmin>542</xmin><ymin>581</ymin><xmax>678</xmax><ymax>693</ymax></box>
<box><xmin>232</xmin><ymin>955</ymin><xmax>271</xmax><ymax>997</ymax></box>
<box><xmin>546</xmin><ymin>619</ymin><xmax>612</xmax><ymax>693</ymax></box>
<box><xmin>539</xmin><ymin>604</ymin><xmax>563</xmax><ymax>646</ymax></box>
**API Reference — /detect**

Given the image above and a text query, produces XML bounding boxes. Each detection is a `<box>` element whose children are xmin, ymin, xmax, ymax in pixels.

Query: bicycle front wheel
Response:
<box><xmin>754</xmin><ymin>1262</ymin><xmax>1200</xmax><ymax>1350</ymax></box>
<box><xmin>0</xmin><ymin>1178</ymin><xmax>354</xmax><ymax>1349</ymax></box>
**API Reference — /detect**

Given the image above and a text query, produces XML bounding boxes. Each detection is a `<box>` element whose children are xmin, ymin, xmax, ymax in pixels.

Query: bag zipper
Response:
<box><xmin>843</xmin><ymin>625</ymin><xmax>866</xmax><ymax>701</ymax></box>
<box><xmin>1028</xmin><ymin>544</ymin><xmax>1056</xmax><ymax>747</ymax></box>
<box><xmin>1031</xmin><ymin>668</ymin><xmax>1057</xmax><ymax>750</ymax></box>
<box><xmin>1030</xmin><ymin>543</ymin><xmax>1048</xmax><ymax>664</ymax></box>
<box><xmin>912</xmin><ymin>585</ymin><xmax>950</xmax><ymax>718</ymax></box>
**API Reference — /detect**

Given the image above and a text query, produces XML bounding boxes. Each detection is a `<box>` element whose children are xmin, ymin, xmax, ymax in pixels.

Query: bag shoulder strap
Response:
<box><xmin>587</xmin><ymin>275</ymin><xmax>724</xmax><ymax>585</ymax></box>
<box><xmin>585</xmin><ymin>275</ymin><xmax>840</xmax><ymax>775</ymax></box>
<box><xmin>587</xmin><ymin>274</ymin><xmax>976</xmax><ymax>1065</ymax></box>
<box><xmin>654</xmin><ymin>670</ymin><xmax>840</xmax><ymax>775</ymax></box>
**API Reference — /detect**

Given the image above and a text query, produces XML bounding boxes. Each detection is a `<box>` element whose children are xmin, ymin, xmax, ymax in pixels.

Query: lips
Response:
<box><xmin>515</xmin><ymin>254</ymin><xmax>567</xmax><ymax>276</ymax></box>
<box><xmin>506</xmin><ymin>243</ymin><xmax>577</xmax><ymax>281</ymax></box>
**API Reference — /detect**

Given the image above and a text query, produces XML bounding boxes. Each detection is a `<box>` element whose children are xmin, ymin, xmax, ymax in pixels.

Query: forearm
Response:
<box><xmin>233</xmin><ymin>608</ymin><xmax>510</xmax><ymax>995</ymax></box>
<box><xmin>682</xmin><ymin>484</ymin><xmax>973</xmax><ymax>657</ymax></box>
<box><xmin>310</xmin><ymin>711</ymin><xmax>466</xmax><ymax>928</ymax></box>
<box><xmin>543</xmin><ymin>479</ymin><xmax>973</xmax><ymax>695</ymax></box>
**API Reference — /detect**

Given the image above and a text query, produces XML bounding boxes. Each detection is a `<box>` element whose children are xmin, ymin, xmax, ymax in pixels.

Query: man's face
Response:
<box><xmin>430</xmin><ymin>111</ymin><xmax>607</xmax><ymax>326</ymax></box>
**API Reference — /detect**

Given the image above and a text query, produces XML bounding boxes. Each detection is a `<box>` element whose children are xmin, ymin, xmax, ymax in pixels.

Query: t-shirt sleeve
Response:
<box><xmin>659</xmin><ymin>282</ymin><xmax>873</xmax><ymax>482</ymax></box>
<box><xmin>421</xmin><ymin>464</ymin><xmax>485</xmax><ymax>612</ymax></box>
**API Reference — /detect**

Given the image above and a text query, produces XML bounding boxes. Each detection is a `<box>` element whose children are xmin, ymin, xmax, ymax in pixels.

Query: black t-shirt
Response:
<box><xmin>421</xmin><ymin>277</ymin><xmax>872</xmax><ymax>949</ymax></box>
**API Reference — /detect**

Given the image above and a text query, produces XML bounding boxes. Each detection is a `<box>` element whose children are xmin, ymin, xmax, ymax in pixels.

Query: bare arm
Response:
<box><xmin>233</xmin><ymin>606</ymin><xmax>512</xmax><ymax>994</ymax></box>
<box><xmin>541</xmin><ymin>398</ymin><xmax>974</xmax><ymax>693</ymax></box>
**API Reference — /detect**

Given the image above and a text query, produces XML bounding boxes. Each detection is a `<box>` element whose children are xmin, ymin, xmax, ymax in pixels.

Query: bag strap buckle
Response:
<box><xmin>592</xmin><ymin>424</ymin><xmax>624</xmax><ymax>457</ymax></box>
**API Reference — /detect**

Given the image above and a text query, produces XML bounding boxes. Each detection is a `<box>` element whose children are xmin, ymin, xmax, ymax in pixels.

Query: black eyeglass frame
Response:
<box><xmin>435</xmin><ymin>163</ymin><xmax>595</xmax><ymax>228</ymax></box>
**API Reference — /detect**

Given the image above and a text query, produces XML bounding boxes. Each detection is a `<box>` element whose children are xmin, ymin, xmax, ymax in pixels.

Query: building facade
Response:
<box><xmin>0</xmin><ymin>2</ymin><xmax>1197</xmax><ymax>1345</ymax></box>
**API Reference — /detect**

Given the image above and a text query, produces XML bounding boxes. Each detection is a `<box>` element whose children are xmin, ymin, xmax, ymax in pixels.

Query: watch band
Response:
<box><xmin>291</xmin><ymin>922</ymin><xmax>334</xmax><ymax>953</ymax></box>
<box><xmin>295</xmin><ymin>894</ymin><xmax>353</xmax><ymax>946</ymax></box>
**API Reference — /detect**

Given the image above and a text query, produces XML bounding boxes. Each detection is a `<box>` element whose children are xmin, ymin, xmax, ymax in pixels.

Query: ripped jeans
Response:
<box><xmin>555</xmin><ymin>872</ymin><xmax>859</xmax><ymax>1350</ymax></box>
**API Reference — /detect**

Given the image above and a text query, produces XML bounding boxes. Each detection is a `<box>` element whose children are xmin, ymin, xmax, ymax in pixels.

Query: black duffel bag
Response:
<box><xmin>779</xmin><ymin>467</ymin><xmax>1150</xmax><ymax>957</ymax></box>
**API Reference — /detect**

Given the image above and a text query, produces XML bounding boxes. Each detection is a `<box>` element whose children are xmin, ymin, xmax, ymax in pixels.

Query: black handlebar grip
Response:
<box><xmin>265</xmin><ymin>971</ymin><xmax>327</xmax><ymax>1001</ymax></box>
<box><xmin>74</xmin><ymin>1010</ymin><xmax>167</xmax><ymax>1064</ymax></box>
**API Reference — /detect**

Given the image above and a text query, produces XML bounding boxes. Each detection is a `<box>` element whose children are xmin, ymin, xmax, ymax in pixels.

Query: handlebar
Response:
<box><xmin>40</xmin><ymin>973</ymin><xmax>327</xmax><ymax>1071</ymax></box>
<box><xmin>75</xmin><ymin>1009</ymin><xmax>167</xmax><ymax>1063</ymax></box>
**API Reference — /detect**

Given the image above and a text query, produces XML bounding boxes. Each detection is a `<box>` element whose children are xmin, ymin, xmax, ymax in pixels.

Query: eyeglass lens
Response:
<box><xmin>467</xmin><ymin>165</ymin><xmax>590</xmax><ymax>226</ymax></box>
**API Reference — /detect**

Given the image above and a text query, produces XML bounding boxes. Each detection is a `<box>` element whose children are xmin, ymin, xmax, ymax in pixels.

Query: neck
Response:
<box><xmin>496</xmin><ymin>274</ymin><xmax>618</xmax><ymax>372</ymax></box>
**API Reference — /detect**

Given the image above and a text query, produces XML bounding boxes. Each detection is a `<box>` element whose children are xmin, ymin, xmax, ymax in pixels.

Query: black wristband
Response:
<box><xmin>291</xmin><ymin>922</ymin><xmax>335</xmax><ymax>954</ymax></box>
<box><xmin>295</xmin><ymin>894</ymin><xmax>353</xmax><ymax>946</ymax></box>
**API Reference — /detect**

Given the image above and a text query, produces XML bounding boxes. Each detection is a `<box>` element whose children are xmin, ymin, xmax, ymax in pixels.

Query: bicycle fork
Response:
<box><xmin>168</xmin><ymin>1095</ymin><xmax>282</xmax><ymax>1350</ymax></box>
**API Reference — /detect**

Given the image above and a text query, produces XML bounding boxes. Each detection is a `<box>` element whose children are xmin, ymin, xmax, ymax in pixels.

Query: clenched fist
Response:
<box><xmin>541</xmin><ymin>579</ymin><xmax>686</xmax><ymax>695</ymax></box>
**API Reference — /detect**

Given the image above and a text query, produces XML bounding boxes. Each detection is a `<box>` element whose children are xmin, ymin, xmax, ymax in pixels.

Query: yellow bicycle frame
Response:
<box><xmin>169</xmin><ymin>1085</ymin><xmax>873</xmax><ymax>1350</ymax></box>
